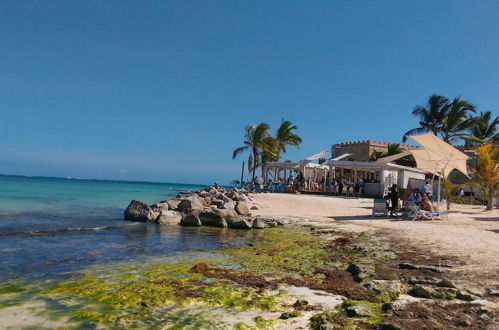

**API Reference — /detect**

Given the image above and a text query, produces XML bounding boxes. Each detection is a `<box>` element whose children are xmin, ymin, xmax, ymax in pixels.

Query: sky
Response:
<box><xmin>0</xmin><ymin>1</ymin><xmax>498</xmax><ymax>184</ymax></box>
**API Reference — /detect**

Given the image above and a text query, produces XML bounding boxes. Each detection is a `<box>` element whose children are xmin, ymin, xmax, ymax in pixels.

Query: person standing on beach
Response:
<box><xmin>388</xmin><ymin>184</ymin><xmax>399</xmax><ymax>216</ymax></box>
<box><xmin>424</xmin><ymin>181</ymin><xmax>433</xmax><ymax>196</ymax></box>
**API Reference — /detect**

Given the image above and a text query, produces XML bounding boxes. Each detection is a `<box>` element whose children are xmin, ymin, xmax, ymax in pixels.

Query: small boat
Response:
<box><xmin>178</xmin><ymin>189</ymin><xmax>193</xmax><ymax>194</ymax></box>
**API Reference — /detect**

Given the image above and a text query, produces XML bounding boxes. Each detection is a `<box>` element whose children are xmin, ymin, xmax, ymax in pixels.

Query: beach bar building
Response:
<box><xmin>264</xmin><ymin>152</ymin><xmax>427</xmax><ymax>197</ymax></box>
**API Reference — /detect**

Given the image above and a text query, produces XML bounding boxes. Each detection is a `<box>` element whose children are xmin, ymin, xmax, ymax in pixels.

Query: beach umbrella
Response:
<box><xmin>408</xmin><ymin>133</ymin><xmax>470</xmax><ymax>204</ymax></box>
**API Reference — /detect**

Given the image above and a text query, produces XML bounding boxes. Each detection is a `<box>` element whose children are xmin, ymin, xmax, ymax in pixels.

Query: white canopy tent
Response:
<box><xmin>407</xmin><ymin>132</ymin><xmax>470</xmax><ymax>204</ymax></box>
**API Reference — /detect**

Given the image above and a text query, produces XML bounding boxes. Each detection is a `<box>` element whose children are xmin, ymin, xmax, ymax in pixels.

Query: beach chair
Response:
<box><xmin>372</xmin><ymin>198</ymin><xmax>388</xmax><ymax>217</ymax></box>
<box><xmin>406</xmin><ymin>202</ymin><xmax>445</xmax><ymax>220</ymax></box>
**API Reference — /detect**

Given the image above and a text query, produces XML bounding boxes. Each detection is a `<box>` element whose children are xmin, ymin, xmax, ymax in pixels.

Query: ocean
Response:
<box><xmin>0</xmin><ymin>175</ymin><xmax>247</xmax><ymax>281</ymax></box>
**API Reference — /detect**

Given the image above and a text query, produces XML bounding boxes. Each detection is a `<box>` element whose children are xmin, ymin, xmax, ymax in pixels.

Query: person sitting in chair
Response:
<box><xmin>420</xmin><ymin>194</ymin><xmax>436</xmax><ymax>213</ymax></box>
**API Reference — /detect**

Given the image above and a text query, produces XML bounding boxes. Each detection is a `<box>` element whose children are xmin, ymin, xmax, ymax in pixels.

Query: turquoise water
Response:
<box><xmin>0</xmin><ymin>175</ymin><xmax>250</xmax><ymax>281</ymax></box>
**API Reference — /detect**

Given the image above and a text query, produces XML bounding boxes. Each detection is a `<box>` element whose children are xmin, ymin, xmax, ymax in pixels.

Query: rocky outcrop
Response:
<box><xmin>124</xmin><ymin>200</ymin><xmax>160</xmax><ymax>222</ymax></box>
<box><xmin>124</xmin><ymin>185</ymin><xmax>272</xmax><ymax>230</ymax></box>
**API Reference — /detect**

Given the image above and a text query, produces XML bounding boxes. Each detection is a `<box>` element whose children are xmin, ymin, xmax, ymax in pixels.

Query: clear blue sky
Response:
<box><xmin>1</xmin><ymin>1</ymin><xmax>498</xmax><ymax>184</ymax></box>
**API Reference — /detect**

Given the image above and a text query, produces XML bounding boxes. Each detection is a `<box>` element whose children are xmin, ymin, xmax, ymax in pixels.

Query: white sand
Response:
<box><xmin>251</xmin><ymin>193</ymin><xmax>499</xmax><ymax>288</ymax></box>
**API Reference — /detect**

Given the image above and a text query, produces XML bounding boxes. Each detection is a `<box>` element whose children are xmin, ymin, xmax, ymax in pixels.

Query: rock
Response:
<box><xmin>227</xmin><ymin>218</ymin><xmax>253</xmax><ymax>229</ymax></box>
<box><xmin>166</xmin><ymin>199</ymin><xmax>181</xmax><ymax>210</ymax></box>
<box><xmin>250</xmin><ymin>206</ymin><xmax>258</xmax><ymax>210</ymax></box>
<box><xmin>198</xmin><ymin>190</ymin><xmax>210</xmax><ymax>197</ymax></box>
<box><xmin>347</xmin><ymin>263</ymin><xmax>366</xmax><ymax>282</ymax></box>
<box><xmin>217</xmin><ymin>193</ymin><xmax>231</xmax><ymax>202</ymax></box>
<box><xmin>157</xmin><ymin>210</ymin><xmax>182</xmax><ymax>225</ymax></box>
<box><xmin>369</xmin><ymin>280</ymin><xmax>403</xmax><ymax>299</ymax></box>
<box><xmin>210</xmin><ymin>199</ymin><xmax>224</xmax><ymax>207</ymax></box>
<box><xmin>408</xmin><ymin>285</ymin><xmax>432</xmax><ymax>299</ymax></box>
<box><xmin>345</xmin><ymin>304</ymin><xmax>375</xmax><ymax>318</ymax></box>
<box><xmin>237</xmin><ymin>194</ymin><xmax>250</xmax><ymax>202</ymax></box>
<box><xmin>220</xmin><ymin>201</ymin><xmax>235</xmax><ymax>210</ymax></box>
<box><xmin>235</xmin><ymin>201</ymin><xmax>250</xmax><ymax>215</ymax></box>
<box><xmin>216</xmin><ymin>209</ymin><xmax>238</xmax><ymax>220</ymax></box>
<box><xmin>408</xmin><ymin>277</ymin><xmax>439</xmax><ymax>285</ymax></box>
<box><xmin>151</xmin><ymin>201</ymin><xmax>169</xmax><ymax>212</ymax></box>
<box><xmin>456</xmin><ymin>290</ymin><xmax>475</xmax><ymax>301</ymax></box>
<box><xmin>437</xmin><ymin>278</ymin><xmax>456</xmax><ymax>288</ymax></box>
<box><xmin>124</xmin><ymin>200</ymin><xmax>160</xmax><ymax>222</ymax></box>
<box><xmin>252</xmin><ymin>218</ymin><xmax>267</xmax><ymax>229</ymax></box>
<box><xmin>399</xmin><ymin>263</ymin><xmax>418</xmax><ymax>270</ymax></box>
<box><xmin>199</xmin><ymin>211</ymin><xmax>227</xmax><ymax>227</ymax></box>
<box><xmin>180</xmin><ymin>211</ymin><xmax>202</xmax><ymax>226</ymax></box>
<box><xmin>177</xmin><ymin>196</ymin><xmax>204</xmax><ymax>212</ymax></box>
<box><xmin>266</xmin><ymin>221</ymin><xmax>278</xmax><ymax>228</ymax></box>
<box><xmin>202</xmin><ymin>196</ymin><xmax>212</xmax><ymax>206</ymax></box>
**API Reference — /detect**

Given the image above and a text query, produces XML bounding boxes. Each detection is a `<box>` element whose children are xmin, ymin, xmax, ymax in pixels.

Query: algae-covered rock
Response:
<box><xmin>279</xmin><ymin>311</ymin><xmax>302</xmax><ymax>319</ymax></box>
<box><xmin>408</xmin><ymin>285</ymin><xmax>432</xmax><ymax>298</ymax></box>
<box><xmin>346</xmin><ymin>303</ymin><xmax>375</xmax><ymax>317</ymax></box>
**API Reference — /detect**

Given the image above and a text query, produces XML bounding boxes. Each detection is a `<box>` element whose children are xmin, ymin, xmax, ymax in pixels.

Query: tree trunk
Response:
<box><xmin>252</xmin><ymin>149</ymin><xmax>257</xmax><ymax>181</ymax></box>
<box><xmin>486</xmin><ymin>186</ymin><xmax>494</xmax><ymax>211</ymax></box>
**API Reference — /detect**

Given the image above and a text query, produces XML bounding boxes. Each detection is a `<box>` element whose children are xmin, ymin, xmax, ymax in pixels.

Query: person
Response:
<box><xmin>423</xmin><ymin>181</ymin><xmax>433</xmax><ymax>196</ymax></box>
<box><xmin>338</xmin><ymin>178</ymin><xmax>344</xmax><ymax>196</ymax></box>
<box><xmin>388</xmin><ymin>184</ymin><xmax>399</xmax><ymax>216</ymax></box>
<box><xmin>410</xmin><ymin>189</ymin><xmax>423</xmax><ymax>205</ymax></box>
<box><xmin>420</xmin><ymin>194</ymin><xmax>436</xmax><ymax>213</ymax></box>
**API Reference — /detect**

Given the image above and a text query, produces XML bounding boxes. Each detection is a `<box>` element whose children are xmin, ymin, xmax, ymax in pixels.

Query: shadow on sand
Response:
<box><xmin>473</xmin><ymin>216</ymin><xmax>499</xmax><ymax>222</ymax></box>
<box><xmin>328</xmin><ymin>215</ymin><xmax>405</xmax><ymax>222</ymax></box>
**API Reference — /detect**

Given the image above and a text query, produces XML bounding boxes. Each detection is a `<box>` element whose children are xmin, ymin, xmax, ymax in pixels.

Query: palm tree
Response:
<box><xmin>272</xmin><ymin>119</ymin><xmax>302</xmax><ymax>161</ymax></box>
<box><xmin>469</xmin><ymin>142</ymin><xmax>499</xmax><ymax>211</ymax></box>
<box><xmin>463</xmin><ymin>111</ymin><xmax>499</xmax><ymax>146</ymax></box>
<box><xmin>402</xmin><ymin>95</ymin><xmax>450</xmax><ymax>142</ymax></box>
<box><xmin>232</xmin><ymin>123</ymin><xmax>271</xmax><ymax>181</ymax></box>
<box><xmin>440</xmin><ymin>97</ymin><xmax>476</xmax><ymax>143</ymax></box>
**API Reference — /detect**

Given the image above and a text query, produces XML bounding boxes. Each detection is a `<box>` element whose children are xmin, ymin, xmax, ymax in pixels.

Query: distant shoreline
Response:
<box><xmin>0</xmin><ymin>173</ymin><xmax>208</xmax><ymax>187</ymax></box>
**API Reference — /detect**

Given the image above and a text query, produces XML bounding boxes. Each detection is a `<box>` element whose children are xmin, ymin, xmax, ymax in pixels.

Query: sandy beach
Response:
<box><xmin>251</xmin><ymin>193</ymin><xmax>499</xmax><ymax>289</ymax></box>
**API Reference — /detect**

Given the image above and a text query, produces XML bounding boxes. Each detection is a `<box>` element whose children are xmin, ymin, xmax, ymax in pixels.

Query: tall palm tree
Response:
<box><xmin>469</xmin><ymin>143</ymin><xmax>499</xmax><ymax>211</ymax></box>
<box><xmin>272</xmin><ymin>119</ymin><xmax>302</xmax><ymax>161</ymax></box>
<box><xmin>463</xmin><ymin>111</ymin><xmax>499</xmax><ymax>146</ymax></box>
<box><xmin>440</xmin><ymin>97</ymin><xmax>476</xmax><ymax>143</ymax></box>
<box><xmin>232</xmin><ymin>123</ymin><xmax>271</xmax><ymax>180</ymax></box>
<box><xmin>402</xmin><ymin>94</ymin><xmax>450</xmax><ymax>142</ymax></box>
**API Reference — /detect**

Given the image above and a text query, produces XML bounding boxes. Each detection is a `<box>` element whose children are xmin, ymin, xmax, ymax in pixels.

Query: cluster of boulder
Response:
<box><xmin>124</xmin><ymin>185</ymin><xmax>282</xmax><ymax>230</ymax></box>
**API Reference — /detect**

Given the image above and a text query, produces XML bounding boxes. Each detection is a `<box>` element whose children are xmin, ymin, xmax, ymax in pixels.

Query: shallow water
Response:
<box><xmin>0</xmin><ymin>175</ymin><xmax>246</xmax><ymax>281</ymax></box>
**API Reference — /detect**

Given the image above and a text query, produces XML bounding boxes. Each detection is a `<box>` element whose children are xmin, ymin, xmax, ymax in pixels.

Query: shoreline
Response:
<box><xmin>0</xmin><ymin>190</ymin><xmax>497</xmax><ymax>328</ymax></box>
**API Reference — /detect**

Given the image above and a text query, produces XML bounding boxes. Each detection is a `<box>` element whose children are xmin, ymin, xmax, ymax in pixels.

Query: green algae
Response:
<box><xmin>253</xmin><ymin>316</ymin><xmax>276</xmax><ymax>329</ymax></box>
<box><xmin>0</xmin><ymin>283</ymin><xmax>25</xmax><ymax>294</ymax></box>
<box><xmin>221</xmin><ymin>228</ymin><xmax>335</xmax><ymax>277</ymax></box>
<box><xmin>309</xmin><ymin>300</ymin><xmax>384</xmax><ymax>329</ymax></box>
<box><xmin>7</xmin><ymin>227</ymin><xmax>398</xmax><ymax>328</ymax></box>
<box><xmin>279</xmin><ymin>310</ymin><xmax>302</xmax><ymax>319</ymax></box>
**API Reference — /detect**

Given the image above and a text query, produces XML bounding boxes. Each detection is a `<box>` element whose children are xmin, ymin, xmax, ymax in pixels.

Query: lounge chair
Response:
<box><xmin>406</xmin><ymin>202</ymin><xmax>445</xmax><ymax>220</ymax></box>
<box><xmin>372</xmin><ymin>198</ymin><xmax>388</xmax><ymax>217</ymax></box>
